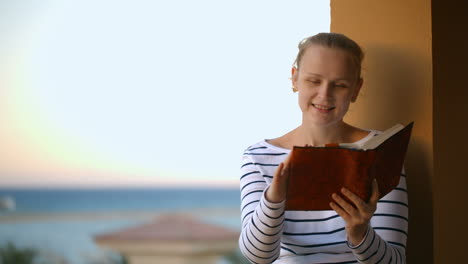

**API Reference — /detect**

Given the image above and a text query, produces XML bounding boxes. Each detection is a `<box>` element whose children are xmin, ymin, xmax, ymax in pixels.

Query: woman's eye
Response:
<box><xmin>335</xmin><ymin>83</ymin><xmax>348</xmax><ymax>88</ymax></box>
<box><xmin>308</xmin><ymin>80</ymin><xmax>320</xmax><ymax>84</ymax></box>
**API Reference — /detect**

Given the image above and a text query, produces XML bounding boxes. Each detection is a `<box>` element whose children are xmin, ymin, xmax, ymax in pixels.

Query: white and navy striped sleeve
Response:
<box><xmin>238</xmin><ymin>151</ymin><xmax>285</xmax><ymax>264</ymax></box>
<box><xmin>347</xmin><ymin>170</ymin><xmax>408</xmax><ymax>263</ymax></box>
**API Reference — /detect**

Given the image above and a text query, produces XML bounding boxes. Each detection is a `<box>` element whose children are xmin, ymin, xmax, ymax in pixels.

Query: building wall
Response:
<box><xmin>331</xmin><ymin>0</ymin><xmax>433</xmax><ymax>262</ymax></box>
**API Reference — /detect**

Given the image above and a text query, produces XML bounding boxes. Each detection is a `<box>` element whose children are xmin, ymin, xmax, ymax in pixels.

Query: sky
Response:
<box><xmin>0</xmin><ymin>0</ymin><xmax>330</xmax><ymax>188</ymax></box>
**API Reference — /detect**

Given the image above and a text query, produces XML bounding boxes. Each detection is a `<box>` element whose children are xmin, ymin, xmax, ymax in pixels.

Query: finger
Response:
<box><xmin>283</xmin><ymin>152</ymin><xmax>293</xmax><ymax>168</ymax></box>
<box><xmin>267</xmin><ymin>163</ymin><xmax>287</xmax><ymax>202</ymax></box>
<box><xmin>273</xmin><ymin>162</ymin><xmax>285</xmax><ymax>183</ymax></box>
<box><xmin>281</xmin><ymin>161</ymin><xmax>290</xmax><ymax>176</ymax></box>
<box><xmin>272</xmin><ymin>162</ymin><xmax>290</xmax><ymax>189</ymax></box>
<box><xmin>279</xmin><ymin>163</ymin><xmax>290</xmax><ymax>187</ymax></box>
<box><xmin>329</xmin><ymin>201</ymin><xmax>350</xmax><ymax>222</ymax></box>
<box><xmin>274</xmin><ymin>162</ymin><xmax>284</xmax><ymax>176</ymax></box>
<box><xmin>369</xmin><ymin>179</ymin><xmax>380</xmax><ymax>204</ymax></box>
<box><xmin>341</xmin><ymin>187</ymin><xmax>366</xmax><ymax>209</ymax></box>
<box><xmin>332</xmin><ymin>193</ymin><xmax>358</xmax><ymax>215</ymax></box>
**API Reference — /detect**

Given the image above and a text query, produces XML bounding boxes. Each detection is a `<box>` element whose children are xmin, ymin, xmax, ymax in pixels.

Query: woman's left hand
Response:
<box><xmin>330</xmin><ymin>179</ymin><xmax>380</xmax><ymax>246</ymax></box>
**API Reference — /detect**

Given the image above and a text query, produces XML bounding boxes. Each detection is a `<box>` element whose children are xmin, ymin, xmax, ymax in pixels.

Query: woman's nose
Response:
<box><xmin>317</xmin><ymin>82</ymin><xmax>333</xmax><ymax>98</ymax></box>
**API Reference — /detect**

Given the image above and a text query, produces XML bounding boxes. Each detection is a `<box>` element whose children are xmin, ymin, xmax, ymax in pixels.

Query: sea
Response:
<box><xmin>0</xmin><ymin>188</ymin><xmax>242</xmax><ymax>264</ymax></box>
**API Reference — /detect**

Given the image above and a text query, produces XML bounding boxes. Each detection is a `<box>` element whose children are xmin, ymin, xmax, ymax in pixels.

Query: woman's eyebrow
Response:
<box><xmin>334</xmin><ymin>78</ymin><xmax>353</xmax><ymax>82</ymax></box>
<box><xmin>304</xmin><ymin>72</ymin><xmax>352</xmax><ymax>81</ymax></box>
<box><xmin>303</xmin><ymin>72</ymin><xmax>322</xmax><ymax>77</ymax></box>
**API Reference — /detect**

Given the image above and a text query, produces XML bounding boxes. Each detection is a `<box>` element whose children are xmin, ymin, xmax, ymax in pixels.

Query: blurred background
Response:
<box><xmin>0</xmin><ymin>0</ymin><xmax>329</xmax><ymax>263</ymax></box>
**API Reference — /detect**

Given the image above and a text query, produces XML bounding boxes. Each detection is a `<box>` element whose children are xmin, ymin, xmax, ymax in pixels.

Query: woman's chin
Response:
<box><xmin>302</xmin><ymin>113</ymin><xmax>345</xmax><ymax>127</ymax></box>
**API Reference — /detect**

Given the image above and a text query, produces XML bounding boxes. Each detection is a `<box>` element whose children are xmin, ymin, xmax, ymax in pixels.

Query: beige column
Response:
<box><xmin>331</xmin><ymin>0</ymin><xmax>433</xmax><ymax>263</ymax></box>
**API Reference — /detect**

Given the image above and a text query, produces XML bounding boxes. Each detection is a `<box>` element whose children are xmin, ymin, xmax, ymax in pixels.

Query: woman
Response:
<box><xmin>239</xmin><ymin>33</ymin><xmax>408</xmax><ymax>263</ymax></box>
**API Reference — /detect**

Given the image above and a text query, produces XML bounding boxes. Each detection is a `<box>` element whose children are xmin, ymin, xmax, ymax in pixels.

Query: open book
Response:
<box><xmin>285</xmin><ymin>122</ymin><xmax>413</xmax><ymax>211</ymax></box>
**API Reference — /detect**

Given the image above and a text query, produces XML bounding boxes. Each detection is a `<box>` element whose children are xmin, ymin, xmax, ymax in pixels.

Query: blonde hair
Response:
<box><xmin>293</xmin><ymin>32</ymin><xmax>364</xmax><ymax>79</ymax></box>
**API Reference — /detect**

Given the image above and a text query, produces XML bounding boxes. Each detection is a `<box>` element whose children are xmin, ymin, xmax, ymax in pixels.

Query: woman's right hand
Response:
<box><xmin>265</xmin><ymin>155</ymin><xmax>291</xmax><ymax>203</ymax></box>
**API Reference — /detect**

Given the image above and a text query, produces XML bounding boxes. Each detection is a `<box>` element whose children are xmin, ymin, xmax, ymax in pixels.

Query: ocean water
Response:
<box><xmin>0</xmin><ymin>188</ymin><xmax>242</xmax><ymax>264</ymax></box>
<box><xmin>0</xmin><ymin>188</ymin><xmax>241</xmax><ymax>212</ymax></box>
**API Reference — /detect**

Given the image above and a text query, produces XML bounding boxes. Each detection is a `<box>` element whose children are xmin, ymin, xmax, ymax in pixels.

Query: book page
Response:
<box><xmin>360</xmin><ymin>124</ymin><xmax>404</xmax><ymax>150</ymax></box>
<box><xmin>337</xmin><ymin>124</ymin><xmax>404</xmax><ymax>150</ymax></box>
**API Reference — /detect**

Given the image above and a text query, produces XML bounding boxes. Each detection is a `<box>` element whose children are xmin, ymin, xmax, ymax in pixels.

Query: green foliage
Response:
<box><xmin>0</xmin><ymin>242</ymin><xmax>69</xmax><ymax>264</ymax></box>
<box><xmin>0</xmin><ymin>242</ymin><xmax>37</xmax><ymax>264</ymax></box>
<box><xmin>0</xmin><ymin>242</ymin><xmax>128</xmax><ymax>264</ymax></box>
<box><xmin>84</xmin><ymin>250</ymin><xmax>128</xmax><ymax>264</ymax></box>
<box><xmin>223</xmin><ymin>249</ymin><xmax>250</xmax><ymax>264</ymax></box>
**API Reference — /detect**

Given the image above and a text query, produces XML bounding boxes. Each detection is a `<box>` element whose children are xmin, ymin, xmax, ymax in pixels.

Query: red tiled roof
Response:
<box><xmin>94</xmin><ymin>213</ymin><xmax>239</xmax><ymax>242</ymax></box>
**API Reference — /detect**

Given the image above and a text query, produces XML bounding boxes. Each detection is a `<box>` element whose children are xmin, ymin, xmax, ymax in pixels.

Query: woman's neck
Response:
<box><xmin>293</xmin><ymin>121</ymin><xmax>352</xmax><ymax>147</ymax></box>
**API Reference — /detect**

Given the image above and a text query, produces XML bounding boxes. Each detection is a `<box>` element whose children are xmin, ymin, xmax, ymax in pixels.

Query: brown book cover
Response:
<box><xmin>285</xmin><ymin>122</ymin><xmax>413</xmax><ymax>211</ymax></box>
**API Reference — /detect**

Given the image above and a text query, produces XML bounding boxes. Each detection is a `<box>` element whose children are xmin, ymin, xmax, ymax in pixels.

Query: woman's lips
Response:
<box><xmin>312</xmin><ymin>103</ymin><xmax>335</xmax><ymax>113</ymax></box>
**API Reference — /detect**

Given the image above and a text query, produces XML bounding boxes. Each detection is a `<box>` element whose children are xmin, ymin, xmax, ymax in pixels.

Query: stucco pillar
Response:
<box><xmin>331</xmin><ymin>0</ymin><xmax>433</xmax><ymax>262</ymax></box>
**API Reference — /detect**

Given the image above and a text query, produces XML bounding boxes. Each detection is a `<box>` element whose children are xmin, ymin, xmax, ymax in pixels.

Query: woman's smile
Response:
<box><xmin>311</xmin><ymin>103</ymin><xmax>336</xmax><ymax>113</ymax></box>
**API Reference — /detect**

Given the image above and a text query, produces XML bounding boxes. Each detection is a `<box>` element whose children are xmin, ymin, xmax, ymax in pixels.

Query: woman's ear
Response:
<box><xmin>351</xmin><ymin>78</ymin><xmax>363</xmax><ymax>102</ymax></box>
<box><xmin>291</xmin><ymin>67</ymin><xmax>298</xmax><ymax>90</ymax></box>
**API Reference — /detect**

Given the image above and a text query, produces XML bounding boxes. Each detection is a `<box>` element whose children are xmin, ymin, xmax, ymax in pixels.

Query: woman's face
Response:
<box><xmin>292</xmin><ymin>45</ymin><xmax>362</xmax><ymax>127</ymax></box>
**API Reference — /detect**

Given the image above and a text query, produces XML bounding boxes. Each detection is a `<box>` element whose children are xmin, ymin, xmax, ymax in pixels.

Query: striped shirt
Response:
<box><xmin>239</xmin><ymin>131</ymin><xmax>408</xmax><ymax>263</ymax></box>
